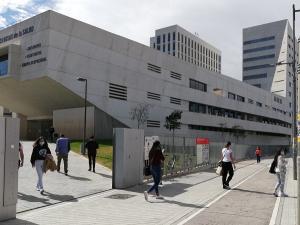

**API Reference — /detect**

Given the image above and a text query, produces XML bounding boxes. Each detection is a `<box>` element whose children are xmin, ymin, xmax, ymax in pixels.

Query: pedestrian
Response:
<box><xmin>255</xmin><ymin>146</ymin><xmax>262</xmax><ymax>163</ymax></box>
<box><xmin>30</xmin><ymin>136</ymin><xmax>51</xmax><ymax>194</ymax></box>
<box><xmin>85</xmin><ymin>136</ymin><xmax>99</xmax><ymax>172</ymax></box>
<box><xmin>144</xmin><ymin>140</ymin><xmax>165</xmax><ymax>201</ymax></box>
<box><xmin>221</xmin><ymin>141</ymin><xmax>236</xmax><ymax>189</ymax></box>
<box><xmin>55</xmin><ymin>134</ymin><xmax>70</xmax><ymax>175</ymax></box>
<box><xmin>273</xmin><ymin>148</ymin><xmax>288</xmax><ymax>197</ymax></box>
<box><xmin>18</xmin><ymin>142</ymin><xmax>24</xmax><ymax>168</ymax></box>
<box><xmin>49</xmin><ymin>127</ymin><xmax>55</xmax><ymax>142</ymax></box>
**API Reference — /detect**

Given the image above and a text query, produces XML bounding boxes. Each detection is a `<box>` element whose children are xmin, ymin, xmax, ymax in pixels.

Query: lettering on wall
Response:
<box><xmin>0</xmin><ymin>26</ymin><xmax>34</xmax><ymax>44</ymax></box>
<box><xmin>22</xmin><ymin>42</ymin><xmax>47</xmax><ymax>67</ymax></box>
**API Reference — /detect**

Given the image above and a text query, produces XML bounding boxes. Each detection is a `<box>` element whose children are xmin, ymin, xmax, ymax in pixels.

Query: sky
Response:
<box><xmin>0</xmin><ymin>0</ymin><xmax>299</xmax><ymax>80</ymax></box>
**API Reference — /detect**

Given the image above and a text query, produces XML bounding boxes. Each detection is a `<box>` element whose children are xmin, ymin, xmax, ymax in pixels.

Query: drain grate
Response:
<box><xmin>105</xmin><ymin>194</ymin><xmax>136</xmax><ymax>200</ymax></box>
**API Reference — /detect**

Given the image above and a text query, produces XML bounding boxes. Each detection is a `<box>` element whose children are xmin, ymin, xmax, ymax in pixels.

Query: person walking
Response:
<box><xmin>18</xmin><ymin>142</ymin><xmax>24</xmax><ymax>169</ymax></box>
<box><xmin>144</xmin><ymin>141</ymin><xmax>165</xmax><ymax>201</ymax></box>
<box><xmin>55</xmin><ymin>134</ymin><xmax>70</xmax><ymax>175</ymax></box>
<box><xmin>255</xmin><ymin>146</ymin><xmax>262</xmax><ymax>163</ymax></box>
<box><xmin>30</xmin><ymin>137</ymin><xmax>51</xmax><ymax>194</ymax></box>
<box><xmin>273</xmin><ymin>148</ymin><xmax>288</xmax><ymax>197</ymax></box>
<box><xmin>221</xmin><ymin>141</ymin><xmax>236</xmax><ymax>189</ymax></box>
<box><xmin>85</xmin><ymin>136</ymin><xmax>99</xmax><ymax>172</ymax></box>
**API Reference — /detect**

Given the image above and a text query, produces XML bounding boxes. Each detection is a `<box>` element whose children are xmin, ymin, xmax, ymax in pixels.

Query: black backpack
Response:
<box><xmin>269</xmin><ymin>159</ymin><xmax>277</xmax><ymax>174</ymax></box>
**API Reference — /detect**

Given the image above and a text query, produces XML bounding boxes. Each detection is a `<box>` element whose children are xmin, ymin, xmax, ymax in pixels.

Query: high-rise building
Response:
<box><xmin>150</xmin><ymin>25</ymin><xmax>221</xmax><ymax>73</ymax></box>
<box><xmin>243</xmin><ymin>20</ymin><xmax>299</xmax><ymax>101</ymax></box>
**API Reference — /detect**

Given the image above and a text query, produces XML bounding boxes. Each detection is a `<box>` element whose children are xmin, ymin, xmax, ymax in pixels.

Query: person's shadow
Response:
<box><xmin>93</xmin><ymin>172</ymin><xmax>112</xmax><ymax>179</ymax></box>
<box><xmin>57</xmin><ymin>172</ymin><xmax>91</xmax><ymax>181</ymax></box>
<box><xmin>18</xmin><ymin>192</ymin><xmax>51</xmax><ymax>205</ymax></box>
<box><xmin>43</xmin><ymin>191</ymin><xmax>78</xmax><ymax>202</ymax></box>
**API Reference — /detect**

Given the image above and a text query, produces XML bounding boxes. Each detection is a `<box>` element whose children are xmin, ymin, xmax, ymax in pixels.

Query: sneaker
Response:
<box><xmin>144</xmin><ymin>191</ymin><xmax>148</xmax><ymax>201</ymax></box>
<box><xmin>40</xmin><ymin>189</ymin><xmax>44</xmax><ymax>195</ymax></box>
<box><xmin>223</xmin><ymin>185</ymin><xmax>231</xmax><ymax>190</ymax></box>
<box><xmin>93</xmin><ymin>169</ymin><xmax>95</xmax><ymax>173</ymax></box>
<box><xmin>156</xmin><ymin>195</ymin><xmax>164</xmax><ymax>199</ymax></box>
<box><xmin>88</xmin><ymin>168</ymin><xmax>91</xmax><ymax>171</ymax></box>
<box><xmin>57</xmin><ymin>169</ymin><xmax>60</xmax><ymax>172</ymax></box>
<box><xmin>273</xmin><ymin>192</ymin><xmax>278</xmax><ymax>197</ymax></box>
<box><xmin>279</xmin><ymin>192</ymin><xmax>288</xmax><ymax>197</ymax></box>
<box><xmin>36</xmin><ymin>188</ymin><xmax>40</xmax><ymax>191</ymax></box>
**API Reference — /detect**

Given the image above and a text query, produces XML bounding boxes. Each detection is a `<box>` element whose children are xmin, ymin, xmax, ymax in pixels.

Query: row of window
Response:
<box><xmin>243</xmin><ymin>54</ymin><xmax>275</xmax><ymax>62</ymax></box>
<box><xmin>243</xmin><ymin>64</ymin><xmax>273</xmax><ymax>71</ymax></box>
<box><xmin>243</xmin><ymin>36</ymin><xmax>275</xmax><ymax>45</ymax></box>
<box><xmin>243</xmin><ymin>73</ymin><xmax>267</xmax><ymax>80</ymax></box>
<box><xmin>188</xmin><ymin>101</ymin><xmax>290</xmax><ymax>128</ymax></box>
<box><xmin>243</xmin><ymin>45</ymin><xmax>275</xmax><ymax>54</ymax></box>
<box><xmin>188</xmin><ymin>124</ymin><xmax>288</xmax><ymax>137</ymax></box>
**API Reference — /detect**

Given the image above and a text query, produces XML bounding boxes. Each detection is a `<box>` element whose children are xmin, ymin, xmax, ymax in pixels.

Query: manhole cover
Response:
<box><xmin>105</xmin><ymin>194</ymin><xmax>136</xmax><ymax>200</ymax></box>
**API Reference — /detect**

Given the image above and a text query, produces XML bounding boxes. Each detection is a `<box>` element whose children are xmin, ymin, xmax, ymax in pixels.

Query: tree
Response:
<box><xmin>164</xmin><ymin>110</ymin><xmax>183</xmax><ymax>157</ymax></box>
<box><xmin>129</xmin><ymin>103</ymin><xmax>151</xmax><ymax>128</ymax></box>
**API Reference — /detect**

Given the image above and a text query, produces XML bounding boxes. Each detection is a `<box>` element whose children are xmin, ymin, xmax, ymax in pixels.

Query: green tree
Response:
<box><xmin>164</xmin><ymin>110</ymin><xmax>183</xmax><ymax>156</ymax></box>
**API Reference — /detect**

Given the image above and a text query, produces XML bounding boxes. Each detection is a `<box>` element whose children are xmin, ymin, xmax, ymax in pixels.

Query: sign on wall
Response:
<box><xmin>196</xmin><ymin>138</ymin><xmax>209</xmax><ymax>164</ymax></box>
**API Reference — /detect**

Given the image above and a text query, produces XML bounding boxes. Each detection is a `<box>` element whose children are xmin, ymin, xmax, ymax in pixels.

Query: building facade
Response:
<box><xmin>243</xmin><ymin>20</ymin><xmax>299</xmax><ymax>120</ymax></box>
<box><xmin>150</xmin><ymin>25</ymin><xmax>221</xmax><ymax>73</ymax></box>
<box><xmin>0</xmin><ymin>11</ymin><xmax>292</xmax><ymax>146</ymax></box>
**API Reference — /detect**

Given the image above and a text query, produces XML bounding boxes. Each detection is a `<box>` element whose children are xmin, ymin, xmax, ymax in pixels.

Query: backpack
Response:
<box><xmin>269</xmin><ymin>159</ymin><xmax>277</xmax><ymax>174</ymax></box>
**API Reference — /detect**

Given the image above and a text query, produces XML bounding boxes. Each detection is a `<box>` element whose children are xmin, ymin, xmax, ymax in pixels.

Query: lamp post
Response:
<box><xmin>77</xmin><ymin>77</ymin><xmax>87</xmax><ymax>155</ymax></box>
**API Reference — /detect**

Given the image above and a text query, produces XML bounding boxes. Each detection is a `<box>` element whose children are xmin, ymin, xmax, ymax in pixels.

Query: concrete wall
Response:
<box><xmin>0</xmin><ymin>117</ymin><xmax>20</xmax><ymax>221</ymax></box>
<box><xmin>113</xmin><ymin>128</ymin><xmax>144</xmax><ymax>189</ymax></box>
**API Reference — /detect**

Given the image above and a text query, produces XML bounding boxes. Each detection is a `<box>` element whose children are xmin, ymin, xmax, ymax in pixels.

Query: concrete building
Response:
<box><xmin>0</xmin><ymin>11</ymin><xmax>292</xmax><ymax>146</ymax></box>
<box><xmin>243</xmin><ymin>20</ymin><xmax>299</xmax><ymax>119</ymax></box>
<box><xmin>150</xmin><ymin>25</ymin><xmax>221</xmax><ymax>73</ymax></box>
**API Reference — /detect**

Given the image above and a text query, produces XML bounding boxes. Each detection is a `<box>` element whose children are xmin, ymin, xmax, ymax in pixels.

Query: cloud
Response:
<box><xmin>1</xmin><ymin>0</ymin><xmax>299</xmax><ymax>80</ymax></box>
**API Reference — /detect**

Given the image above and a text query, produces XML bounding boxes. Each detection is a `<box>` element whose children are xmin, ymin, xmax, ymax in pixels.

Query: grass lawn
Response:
<box><xmin>70</xmin><ymin>140</ymin><xmax>113</xmax><ymax>170</ymax></box>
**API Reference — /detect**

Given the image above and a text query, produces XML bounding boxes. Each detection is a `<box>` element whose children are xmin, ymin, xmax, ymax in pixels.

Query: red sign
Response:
<box><xmin>196</xmin><ymin>138</ymin><xmax>209</xmax><ymax>145</ymax></box>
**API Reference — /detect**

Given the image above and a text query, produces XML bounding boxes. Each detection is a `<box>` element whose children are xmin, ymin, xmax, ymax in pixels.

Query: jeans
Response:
<box><xmin>256</xmin><ymin>155</ymin><xmax>261</xmax><ymax>163</ymax></box>
<box><xmin>274</xmin><ymin>172</ymin><xmax>286</xmax><ymax>194</ymax></box>
<box><xmin>222</xmin><ymin>161</ymin><xmax>234</xmax><ymax>187</ymax></box>
<box><xmin>35</xmin><ymin>160</ymin><xmax>44</xmax><ymax>190</ymax></box>
<box><xmin>147</xmin><ymin>165</ymin><xmax>161</xmax><ymax>195</ymax></box>
<box><xmin>57</xmin><ymin>154</ymin><xmax>68</xmax><ymax>173</ymax></box>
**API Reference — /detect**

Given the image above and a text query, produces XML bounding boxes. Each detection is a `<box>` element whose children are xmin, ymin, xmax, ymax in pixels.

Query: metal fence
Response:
<box><xmin>144</xmin><ymin>135</ymin><xmax>289</xmax><ymax>179</ymax></box>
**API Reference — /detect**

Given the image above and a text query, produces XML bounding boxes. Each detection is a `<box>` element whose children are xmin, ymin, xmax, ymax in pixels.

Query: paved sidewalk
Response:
<box><xmin>1</xmin><ymin>156</ymin><xmax>296</xmax><ymax>225</ymax></box>
<box><xmin>17</xmin><ymin>142</ymin><xmax>112</xmax><ymax>212</ymax></box>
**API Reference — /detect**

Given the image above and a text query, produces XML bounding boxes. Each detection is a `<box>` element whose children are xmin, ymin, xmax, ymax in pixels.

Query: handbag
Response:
<box><xmin>216</xmin><ymin>160</ymin><xmax>223</xmax><ymax>176</ymax></box>
<box><xmin>144</xmin><ymin>165</ymin><xmax>151</xmax><ymax>176</ymax></box>
<box><xmin>269</xmin><ymin>159</ymin><xmax>277</xmax><ymax>174</ymax></box>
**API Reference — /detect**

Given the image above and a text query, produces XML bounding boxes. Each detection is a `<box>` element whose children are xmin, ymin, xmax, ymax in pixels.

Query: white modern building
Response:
<box><xmin>150</xmin><ymin>25</ymin><xmax>221</xmax><ymax>73</ymax></box>
<box><xmin>243</xmin><ymin>20</ymin><xmax>299</xmax><ymax>118</ymax></box>
<box><xmin>0</xmin><ymin>11</ymin><xmax>292</xmax><ymax>146</ymax></box>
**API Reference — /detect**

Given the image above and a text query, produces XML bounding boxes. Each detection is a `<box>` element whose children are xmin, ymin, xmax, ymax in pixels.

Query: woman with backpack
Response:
<box><xmin>271</xmin><ymin>148</ymin><xmax>288</xmax><ymax>197</ymax></box>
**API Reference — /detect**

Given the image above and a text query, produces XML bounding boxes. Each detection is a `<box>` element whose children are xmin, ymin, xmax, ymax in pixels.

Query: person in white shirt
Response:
<box><xmin>273</xmin><ymin>148</ymin><xmax>288</xmax><ymax>197</ymax></box>
<box><xmin>221</xmin><ymin>141</ymin><xmax>236</xmax><ymax>189</ymax></box>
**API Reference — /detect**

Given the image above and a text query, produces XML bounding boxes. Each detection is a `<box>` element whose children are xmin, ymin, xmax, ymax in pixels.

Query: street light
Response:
<box><xmin>77</xmin><ymin>77</ymin><xmax>87</xmax><ymax>155</ymax></box>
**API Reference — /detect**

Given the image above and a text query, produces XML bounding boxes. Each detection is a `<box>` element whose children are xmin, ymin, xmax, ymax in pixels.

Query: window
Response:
<box><xmin>189</xmin><ymin>79</ymin><xmax>207</xmax><ymax>92</ymax></box>
<box><xmin>243</xmin><ymin>36</ymin><xmax>275</xmax><ymax>45</ymax></box>
<box><xmin>163</xmin><ymin>44</ymin><xmax>165</xmax><ymax>52</ymax></box>
<box><xmin>168</xmin><ymin>33</ymin><xmax>170</xmax><ymax>42</ymax></box>
<box><xmin>248</xmin><ymin>98</ymin><xmax>254</xmax><ymax>104</ymax></box>
<box><xmin>256</xmin><ymin>102</ymin><xmax>262</xmax><ymax>107</ymax></box>
<box><xmin>243</xmin><ymin>45</ymin><xmax>275</xmax><ymax>53</ymax></box>
<box><xmin>0</xmin><ymin>54</ymin><xmax>8</xmax><ymax>76</ymax></box>
<box><xmin>109</xmin><ymin>83</ymin><xmax>127</xmax><ymax>101</ymax></box>
<box><xmin>228</xmin><ymin>92</ymin><xmax>236</xmax><ymax>100</ymax></box>
<box><xmin>173</xmin><ymin>42</ymin><xmax>175</xmax><ymax>51</ymax></box>
<box><xmin>237</xmin><ymin>95</ymin><xmax>245</xmax><ymax>102</ymax></box>
<box><xmin>168</xmin><ymin>43</ymin><xmax>170</xmax><ymax>52</ymax></box>
<box><xmin>163</xmin><ymin>34</ymin><xmax>165</xmax><ymax>43</ymax></box>
<box><xmin>157</xmin><ymin>36</ymin><xmax>160</xmax><ymax>44</ymax></box>
<box><xmin>289</xmin><ymin>102</ymin><xmax>292</xmax><ymax>108</ymax></box>
<box><xmin>173</xmin><ymin>32</ymin><xmax>176</xmax><ymax>41</ymax></box>
<box><xmin>289</xmin><ymin>92</ymin><xmax>292</xmax><ymax>97</ymax></box>
<box><xmin>253</xmin><ymin>84</ymin><xmax>261</xmax><ymax>88</ymax></box>
<box><xmin>189</xmin><ymin>102</ymin><xmax>206</xmax><ymax>113</ymax></box>
<box><xmin>243</xmin><ymin>54</ymin><xmax>275</xmax><ymax>62</ymax></box>
<box><xmin>157</xmin><ymin>45</ymin><xmax>160</xmax><ymax>50</ymax></box>
<box><xmin>243</xmin><ymin>64</ymin><xmax>273</xmax><ymax>71</ymax></box>
<box><xmin>243</xmin><ymin>73</ymin><xmax>267</xmax><ymax>80</ymax></box>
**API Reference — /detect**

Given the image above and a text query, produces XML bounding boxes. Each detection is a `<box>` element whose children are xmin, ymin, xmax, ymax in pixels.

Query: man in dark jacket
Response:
<box><xmin>85</xmin><ymin>136</ymin><xmax>99</xmax><ymax>172</ymax></box>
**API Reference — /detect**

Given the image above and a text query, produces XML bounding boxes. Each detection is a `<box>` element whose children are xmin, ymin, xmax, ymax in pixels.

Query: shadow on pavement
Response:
<box><xmin>44</xmin><ymin>191</ymin><xmax>78</xmax><ymax>202</ymax></box>
<box><xmin>93</xmin><ymin>172</ymin><xmax>112</xmax><ymax>179</ymax></box>
<box><xmin>0</xmin><ymin>219</ymin><xmax>39</xmax><ymax>225</ymax></box>
<box><xmin>18</xmin><ymin>192</ymin><xmax>51</xmax><ymax>205</ymax></box>
<box><xmin>232</xmin><ymin>187</ymin><xmax>274</xmax><ymax>195</ymax></box>
<box><xmin>148</xmin><ymin>198</ymin><xmax>208</xmax><ymax>208</ymax></box>
<box><xmin>62</xmin><ymin>173</ymin><xmax>91</xmax><ymax>181</ymax></box>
